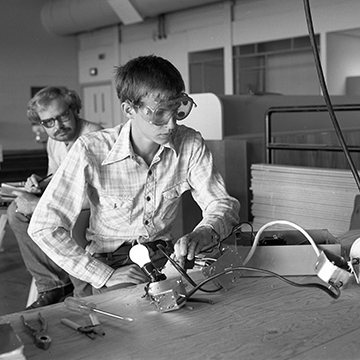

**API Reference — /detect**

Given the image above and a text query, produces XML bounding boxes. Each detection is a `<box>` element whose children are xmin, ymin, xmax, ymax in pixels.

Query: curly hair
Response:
<box><xmin>27</xmin><ymin>86</ymin><xmax>82</xmax><ymax>124</ymax></box>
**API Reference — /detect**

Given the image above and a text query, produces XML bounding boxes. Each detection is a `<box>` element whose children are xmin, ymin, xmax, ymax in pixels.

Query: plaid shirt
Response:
<box><xmin>29</xmin><ymin>120</ymin><xmax>240</xmax><ymax>288</ymax></box>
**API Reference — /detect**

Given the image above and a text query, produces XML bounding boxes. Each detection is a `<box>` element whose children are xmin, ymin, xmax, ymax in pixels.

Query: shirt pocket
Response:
<box><xmin>161</xmin><ymin>181</ymin><xmax>191</xmax><ymax>220</ymax></box>
<box><xmin>98</xmin><ymin>194</ymin><xmax>133</xmax><ymax>229</ymax></box>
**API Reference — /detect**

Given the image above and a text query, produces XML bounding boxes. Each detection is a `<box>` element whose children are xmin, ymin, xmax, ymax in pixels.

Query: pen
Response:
<box><xmin>31</xmin><ymin>173</ymin><xmax>53</xmax><ymax>187</ymax></box>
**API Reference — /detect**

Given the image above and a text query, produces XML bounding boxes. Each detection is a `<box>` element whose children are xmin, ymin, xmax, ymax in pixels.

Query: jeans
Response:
<box><xmin>7</xmin><ymin>201</ymin><xmax>91</xmax><ymax>297</ymax></box>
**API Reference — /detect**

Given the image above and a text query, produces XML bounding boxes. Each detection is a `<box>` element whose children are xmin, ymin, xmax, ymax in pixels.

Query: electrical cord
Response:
<box><xmin>232</xmin><ymin>222</ymin><xmax>254</xmax><ymax>236</ymax></box>
<box><xmin>157</xmin><ymin>244</ymin><xmax>223</xmax><ymax>293</ymax></box>
<box><xmin>243</xmin><ymin>220</ymin><xmax>321</xmax><ymax>265</ymax></box>
<box><xmin>231</xmin><ymin>222</ymin><xmax>255</xmax><ymax>245</ymax></box>
<box><xmin>157</xmin><ymin>234</ymin><xmax>340</xmax><ymax>305</ymax></box>
<box><xmin>177</xmin><ymin>266</ymin><xmax>341</xmax><ymax>306</ymax></box>
<box><xmin>303</xmin><ymin>0</ymin><xmax>360</xmax><ymax>192</ymax></box>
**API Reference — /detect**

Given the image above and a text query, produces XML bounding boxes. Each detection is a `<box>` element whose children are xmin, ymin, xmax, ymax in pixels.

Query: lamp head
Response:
<box><xmin>129</xmin><ymin>244</ymin><xmax>166</xmax><ymax>282</ymax></box>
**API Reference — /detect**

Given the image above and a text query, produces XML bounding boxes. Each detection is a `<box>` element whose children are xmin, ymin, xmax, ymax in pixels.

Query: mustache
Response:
<box><xmin>53</xmin><ymin>127</ymin><xmax>70</xmax><ymax>137</ymax></box>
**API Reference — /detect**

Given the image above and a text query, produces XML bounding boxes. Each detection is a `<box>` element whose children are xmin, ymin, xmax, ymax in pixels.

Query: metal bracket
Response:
<box><xmin>202</xmin><ymin>246</ymin><xmax>243</xmax><ymax>290</ymax></box>
<box><xmin>147</xmin><ymin>278</ymin><xmax>187</xmax><ymax>312</ymax></box>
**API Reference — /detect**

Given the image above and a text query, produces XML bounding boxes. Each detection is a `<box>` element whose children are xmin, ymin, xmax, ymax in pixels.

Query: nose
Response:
<box><xmin>54</xmin><ymin>119</ymin><xmax>65</xmax><ymax>128</ymax></box>
<box><xmin>165</xmin><ymin>117</ymin><xmax>177</xmax><ymax>130</ymax></box>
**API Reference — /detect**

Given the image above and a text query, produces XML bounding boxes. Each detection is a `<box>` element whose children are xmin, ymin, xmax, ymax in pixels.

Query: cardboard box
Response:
<box><xmin>221</xmin><ymin>229</ymin><xmax>342</xmax><ymax>276</ymax></box>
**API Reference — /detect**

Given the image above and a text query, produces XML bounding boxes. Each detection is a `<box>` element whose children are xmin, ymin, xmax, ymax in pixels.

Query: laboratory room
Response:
<box><xmin>2</xmin><ymin>0</ymin><xmax>360</xmax><ymax>359</ymax></box>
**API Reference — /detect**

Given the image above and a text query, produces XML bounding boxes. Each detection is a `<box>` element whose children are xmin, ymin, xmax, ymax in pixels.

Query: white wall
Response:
<box><xmin>0</xmin><ymin>0</ymin><xmax>79</xmax><ymax>151</ymax></box>
<box><xmin>2</xmin><ymin>0</ymin><xmax>360</xmax><ymax>151</ymax></box>
<box><xmin>114</xmin><ymin>0</ymin><xmax>360</xmax><ymax>100</ymax></box>
<box><xmin>78</xmin><ymin>27</ymin><xmax>121</xmax><ymax>126</ymax></box>
<box><xmin>327</xmin><ymin>32</ymin><xmax>360</xmax><ymax>95</ymax></box>
<box><xmin>120</xmin><ymin>2</ymin><xmax>232</xmax><ymax>94</ymax></box>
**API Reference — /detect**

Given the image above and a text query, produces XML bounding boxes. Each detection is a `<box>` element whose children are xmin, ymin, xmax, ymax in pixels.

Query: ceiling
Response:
<box><xmin>41</xmin><ymin>0</ymin><xmax>224</xmax><ymax>36</ymax></box>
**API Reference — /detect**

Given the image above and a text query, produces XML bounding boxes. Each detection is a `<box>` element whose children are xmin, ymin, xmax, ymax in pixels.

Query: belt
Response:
<box><xmin>92</xmin><ymin>240</ymin><xmax>171</xmax><ymax>260</ymax></box>
<box><xmin>93</xmin><ymin>243</ymin><xmax>132</xmax><ymax>260</ymax></box>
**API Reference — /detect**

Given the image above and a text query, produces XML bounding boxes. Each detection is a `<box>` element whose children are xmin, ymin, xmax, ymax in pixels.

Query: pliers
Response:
<box><xmin>20</xmin><ymin>312</ymin><xmax>52</xmax><ymax>350</ymax></box>
<box><xmin>61</xmin><ymin>318</ymin><xmax>105</xmax><ymax>340</ymax></box>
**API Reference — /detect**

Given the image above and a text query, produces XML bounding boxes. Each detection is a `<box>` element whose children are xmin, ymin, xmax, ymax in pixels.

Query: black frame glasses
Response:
<box><xmin>39</xmin><ymin>107</ymin><xmax>72</xmax><ymax>128</ymax></box>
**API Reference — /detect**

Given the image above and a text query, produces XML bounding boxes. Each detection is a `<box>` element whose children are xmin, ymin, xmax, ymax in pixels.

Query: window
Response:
<box><xmin>189</xmin><ymin>49</ymin><xmax>224</xmax><ymax>95</ymax></box>
<box><xmin>233</xmin><ymin>35</ymin><xmax>320</xmax><ymax>95</ymax></box>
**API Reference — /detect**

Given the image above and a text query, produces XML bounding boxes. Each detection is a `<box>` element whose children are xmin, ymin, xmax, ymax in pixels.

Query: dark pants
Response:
<box><xmin>7</xmin><ymin>201</ymin><xmax>75</xmax><ymax>293</ymax></box>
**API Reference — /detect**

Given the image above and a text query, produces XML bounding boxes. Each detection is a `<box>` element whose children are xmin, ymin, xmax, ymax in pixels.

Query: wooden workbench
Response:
<box><xmin>1</xmin><ymin>272</ymin><xmax>360</xmax><ymax>360</ymax></box>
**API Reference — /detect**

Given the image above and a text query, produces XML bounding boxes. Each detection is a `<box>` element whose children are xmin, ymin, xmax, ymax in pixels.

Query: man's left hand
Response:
<box><xmin>174</xmin><ymin>226</ymin><xmax>218</xmax><ymax>268</ymax></box>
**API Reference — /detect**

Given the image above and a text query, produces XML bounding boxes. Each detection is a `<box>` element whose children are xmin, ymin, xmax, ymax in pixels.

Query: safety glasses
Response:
<box><xmin>135</xmin><ymin>93</ymin><xmax>196</xmax><ymax>126</ymax></box>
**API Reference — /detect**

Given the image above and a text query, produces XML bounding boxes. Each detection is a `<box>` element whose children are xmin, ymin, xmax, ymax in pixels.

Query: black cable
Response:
<box><xmin>157</xmin><ymin>244</ymin><xmax>223</xmax><ymax>292</ymax></box>
<box><xmin>230</xmin><ymin>221</ymin><xmax>255</xmax><ymax>245</ymax></box>
<box><xmin>303</xmin><ymin>0</ymin><xmax>360</xmax><ymax>191</ymax></box>
<box><xmin>232</xmin><ymin>222</ymin><xmax>254</xmax><ymax>234</ymax></box>
<box><xmin>178</xmin><ymin>266</ymin><xmax>341</xmax><ymax>306</ymax></box>
<box><xmin>157</xmin><ymin>244</ymin><xmax>340</xmax><ymax>303</ymax></box>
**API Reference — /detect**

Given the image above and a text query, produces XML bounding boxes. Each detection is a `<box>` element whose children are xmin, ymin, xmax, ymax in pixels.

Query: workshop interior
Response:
<box><xmin>1</xmin><ymin>0</ymin><xmax>360</xmax><ymax>358</ymax></box>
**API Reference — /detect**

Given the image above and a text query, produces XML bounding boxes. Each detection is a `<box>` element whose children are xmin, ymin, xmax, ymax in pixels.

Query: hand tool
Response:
<box><xmin>64</xmin><ymin>297</ymin><xmax>134</xmax><ymax>322</ymax></box>
<box><xmin>20</xmin><ymin>312</ymin><xmax>52</xmax><ymax>350</ymax></box>
<box><xmin>60</xmin><ymin>318</ymin><xmax>104</xmax><ymax>340</ymax></box>
<box><xmin>89</xmin><ymin>313</ymin><xmax>105</xmax><ymax>336</ymax></box>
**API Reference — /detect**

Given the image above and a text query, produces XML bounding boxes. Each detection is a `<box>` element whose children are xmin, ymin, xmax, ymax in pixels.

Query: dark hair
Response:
<box><xmin>114</xmin><ymin>55</ymin><xmax>185</xmax><ymax>105</ymax></box>
<box><xmin>27</xmin><ymin>86</ymin><xmax>82</xmax><ymax>124</ymax></box>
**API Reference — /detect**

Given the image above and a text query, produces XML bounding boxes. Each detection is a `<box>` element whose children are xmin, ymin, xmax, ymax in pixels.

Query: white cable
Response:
<box><xmin>242</xmin><ymin>220</ymin><xmax>321</xmax><ymax>265</ymax></box>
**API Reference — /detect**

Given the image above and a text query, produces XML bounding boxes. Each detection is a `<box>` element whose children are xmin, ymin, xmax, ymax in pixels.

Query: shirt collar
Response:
<box><xmin>163</xmin><ymin>133</ymin><xmax>178</xmax><ymax>155</ymax></box>
<box><xmin>102</xmin><ymin>120</ymin><xmax>179</xmax><ymax>166</ymax></box>
<box><xmin>102</xmin><ymin>121</ymin><xmax>132</xmax><ymax>165</ymax></box>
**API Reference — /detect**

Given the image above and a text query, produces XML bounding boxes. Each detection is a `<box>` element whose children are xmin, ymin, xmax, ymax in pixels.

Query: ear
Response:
<box><xmin>121</xmin><ymin>101</ymin><xmax>135</xmax><ymax>119</ymax></box>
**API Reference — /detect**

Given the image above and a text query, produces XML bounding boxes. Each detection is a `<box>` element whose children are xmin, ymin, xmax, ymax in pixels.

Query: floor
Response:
<box><xmin>0</xmin><ymin>211</ymin><xmax>32</xmax><ymax>316</ymax></box>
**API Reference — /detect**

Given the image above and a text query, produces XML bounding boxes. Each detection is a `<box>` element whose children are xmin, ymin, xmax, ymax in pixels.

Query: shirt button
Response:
<box><xmin>148</xmin><ymin>170</ymin><xmax>152</xmax><ymax>176</ymax></box>
<box><xmin>146</xmin><ymin>196</ymin><xmax>151</xmax><ymax>201</ymax></box>
<box><xmin>144</xmin><ymin>220</ymin><xmax>149</xmax><ymax>225</ymax></box>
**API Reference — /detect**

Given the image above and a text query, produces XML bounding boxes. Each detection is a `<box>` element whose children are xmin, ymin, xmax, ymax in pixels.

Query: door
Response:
<box><xmin>83</xmin><ymin>84</ymin><xmax>113</xmax><ymax>128</ymax></box>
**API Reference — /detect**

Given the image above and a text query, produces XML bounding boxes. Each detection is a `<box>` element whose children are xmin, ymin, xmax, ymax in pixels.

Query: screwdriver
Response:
<box><xmin>64</xmin><ymin>297</ymin><xmax>134</xmax><ymax>322</ymax></box>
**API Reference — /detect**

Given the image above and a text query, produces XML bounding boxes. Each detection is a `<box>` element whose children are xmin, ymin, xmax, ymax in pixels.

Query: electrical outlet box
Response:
<box><xmin>222</xmin><ymin>229</ymin><xmax>342</xmax><ymax>276</ymax></box>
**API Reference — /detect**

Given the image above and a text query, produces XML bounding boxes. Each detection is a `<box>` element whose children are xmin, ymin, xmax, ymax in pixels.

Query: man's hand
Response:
<box><xmin>23</xmin><ymin>174</ymin><xmax>47</xmax><ymax>194</ymax></box>
<box><xmin>105</xmin><ymin>265</ymin><xmax>150</xmax><ymax>288</ymax></box>
<box><xmin>174</xmin><ymin>226</ymin><xmax>219</xmax><ymax>268</ymax></box>
<box><xmin>12</xmin><ymin>191</ymin><xmax>40</xmax><ymax>216</ymax></box>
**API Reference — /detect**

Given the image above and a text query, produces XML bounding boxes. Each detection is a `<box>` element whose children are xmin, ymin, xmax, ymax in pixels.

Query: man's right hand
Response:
<box><xmin>105</xmin><ymin>265</ymin><xmax>150</xmax><ymax>288</ymax></box>
<box><xmin>23</xmin><ymin>174</ymin><xmax>46</xmax><ymax>194</ymax></box>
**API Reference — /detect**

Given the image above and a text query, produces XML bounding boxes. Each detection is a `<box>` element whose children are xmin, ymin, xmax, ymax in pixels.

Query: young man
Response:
<box><xmin>28</xmin><ymin>55</ymin><xmax>240</xmax><ymax>293</ymax></box>
<box><xmin>8</xmin><ymin>86</ymin><xmax>102</xmax><ymax>309</ymax></box>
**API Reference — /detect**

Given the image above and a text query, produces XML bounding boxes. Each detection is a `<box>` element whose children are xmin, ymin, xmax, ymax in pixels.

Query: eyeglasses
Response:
<box><xmin>39</xmin><ymin>107</ymin><xmax>72</xmax><ymax>128</ymax></box>
<box><xmin>135</xmin><ymin>93</ymin><xmax>196</xmax><ymax>126</ymax></box>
